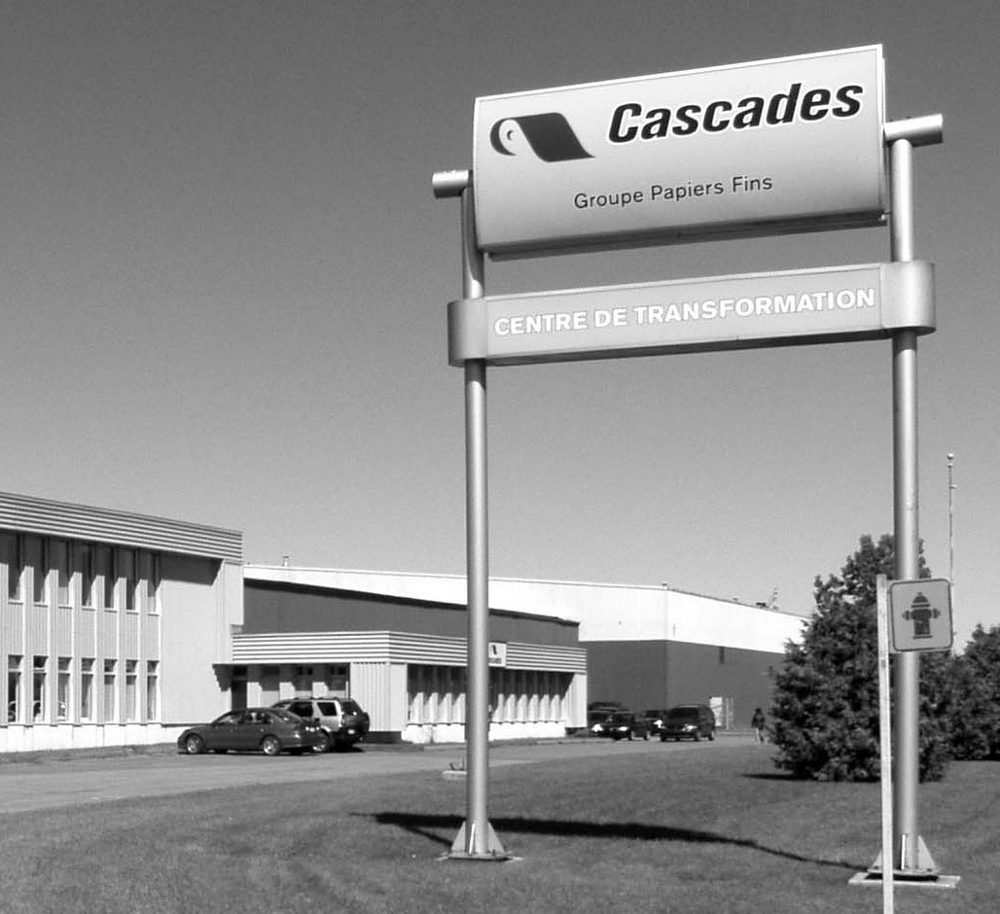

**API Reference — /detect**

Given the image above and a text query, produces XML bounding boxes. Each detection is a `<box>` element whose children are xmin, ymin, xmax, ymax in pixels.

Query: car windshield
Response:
<box><xmin>666</xmin><ymin>709</ymin><xmax>698</xmax><ymax>720</ymax></box>
<box><xmin>213</xmin><ymin>711</ymin><xmax>244</xmax><ymax>726</ymax></box>
<box><xmin>269</xmin><ymin>709</ymin><xmax>299</xmax><ymax>723</ymax></box>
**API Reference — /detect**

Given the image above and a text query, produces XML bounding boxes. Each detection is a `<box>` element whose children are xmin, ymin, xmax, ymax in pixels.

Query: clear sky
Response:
<box><xmin>1</xmin><ymin>1</ymin><xmax>996</xmax><ymax>647</ymax></box>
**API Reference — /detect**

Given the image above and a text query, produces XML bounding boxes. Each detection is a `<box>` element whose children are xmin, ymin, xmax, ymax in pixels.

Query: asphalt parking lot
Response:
<box><xmin>0</xmin><ymin>735</ymin><xmax>729</xmax><ymax>815</ymax></box>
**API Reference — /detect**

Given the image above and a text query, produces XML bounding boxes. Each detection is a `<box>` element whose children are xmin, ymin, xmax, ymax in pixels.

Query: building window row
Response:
<box><xmin>6</xmin><ymin>655</ymin><xmax>159</xmax><ymax>725</ymax></box>
<box><xmin>0</xmin><ymin>533</ymin><xmax>160</xmax><ymax>614</ymax></box>
<box><xmin>406</xmin><ymin>665</ymin><xmax>570</xmax><ymax>726</ymax></box>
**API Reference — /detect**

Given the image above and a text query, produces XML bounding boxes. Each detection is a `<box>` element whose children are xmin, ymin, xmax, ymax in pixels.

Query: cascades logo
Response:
<box><xmin>489</xmin><ymin>113</ymin><xmax>593</xmax><ymax>162</ymax></box>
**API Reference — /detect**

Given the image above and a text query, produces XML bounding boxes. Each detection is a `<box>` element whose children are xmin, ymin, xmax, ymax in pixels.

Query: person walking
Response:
<box><xmin>751</xmin><ymin>707</ymin><xmax>766</xmax><ymax>744</ymax></box>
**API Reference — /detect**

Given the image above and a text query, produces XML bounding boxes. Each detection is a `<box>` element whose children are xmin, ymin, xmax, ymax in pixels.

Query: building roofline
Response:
<box><xmin>243</xmin><ymin>564</ymin><xmax>808</xmax><ymax>617</ymax></box>
<box><xmin>0</xmin><ymin>490</ymin><xmax>243</xmax><ymax>562</ymax></box>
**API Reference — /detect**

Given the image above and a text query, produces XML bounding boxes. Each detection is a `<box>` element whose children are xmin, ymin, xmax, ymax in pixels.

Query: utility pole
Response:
<box><xmin>947</xmin><ymin>453</ymin><xmax>956</xmax><ymax>587</ymax></box>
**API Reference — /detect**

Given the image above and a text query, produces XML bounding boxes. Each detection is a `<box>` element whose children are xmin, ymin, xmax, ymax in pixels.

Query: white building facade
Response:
<box><xmin>0</xmin><ymin>491</ymin><xmax>243</xmax><ymax>753</ymax></box>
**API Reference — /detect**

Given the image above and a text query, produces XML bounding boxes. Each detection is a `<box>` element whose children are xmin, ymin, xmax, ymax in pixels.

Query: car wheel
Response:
<box><xmin>312</xmin><ymin>732</ymin><xmax>331</xmax><ymax>754</ymax></box>
<box><xmin>708</xmin><ymin>730</ymin><xmax>715</xmax><ymax>742</ymax></box>
<box><xmin>261</xmin><ymin>735</ymin><xmax>281</xmax><ymax>756</ymax></box>
<box><xmin>693</xmin><ymin>732</ymin><xmax>701</xmax><ymax>742</ymax></box>
<box><xmin>660</xmin><ymin>733</ymin><xmax>667</xmax><ymax>742</ymax></box>
<box><xmin>627</xmin><ymin>730</ymin><xmax>634</xmax><ymax>741</ymax></box>
<box><xmin>643</xmin><ymin>730</ymin><xmax>649</xmax><ymax>741</ymax></box>
<box><xmin>183</xmin><ymin>734</ymin><xmax>205</xmax><ymax>755</ymax></box>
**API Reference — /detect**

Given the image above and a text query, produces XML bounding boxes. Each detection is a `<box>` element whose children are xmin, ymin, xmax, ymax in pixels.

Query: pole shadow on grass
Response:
<box><xmin>360</xmin><ymin>812</ymin><xmax>862</xmax><ymax>871</ymax></box>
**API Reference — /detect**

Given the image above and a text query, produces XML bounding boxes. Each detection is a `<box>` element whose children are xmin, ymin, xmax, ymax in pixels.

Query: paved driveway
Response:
<box><xmin>0</xmin><ymin>736</ymin><xmax>723</xmax><ymax>815</ymax></box>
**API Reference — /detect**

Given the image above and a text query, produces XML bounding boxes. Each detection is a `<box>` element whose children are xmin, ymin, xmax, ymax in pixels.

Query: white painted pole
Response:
<box><xmin>877</xmin><ymin>575</ymin><xmax>894</xmax><ymax>913</ymax></box>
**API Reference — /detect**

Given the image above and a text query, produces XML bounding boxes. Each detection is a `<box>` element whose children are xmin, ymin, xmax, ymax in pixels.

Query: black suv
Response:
<box><xmin>272</xmin><ymin>697</ymin><xmax>370</xmax><ymax>752</ymax></box>
<box><xmin>659</xmin><ymin>704</ymin><xmax>716</xmax><ymax>742</ymax></box>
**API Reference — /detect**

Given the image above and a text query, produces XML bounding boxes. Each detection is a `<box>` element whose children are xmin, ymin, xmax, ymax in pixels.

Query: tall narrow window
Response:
<box><xmin>79</xmin><ymin>544</ymin><xmax>95</xmax><ymax>608</ymax></box>
<box><xmin>125</xmin><ymin>660</ymin><xmax>138</xmax><ymax>721</ymax></box>
<box><xmin>102</xmin><ymin>659</ymin><xmax>117</xmax><ymax>722</ymax></box>
<box><xmin>29</xmin><ymin>537</ymin><xmax>47</xmax><ymax>605</ymax></box>
<box><xmin>56</xmin><ymin>541</ymin><xmax>71</xmax><ymax>606</ymax></box>
<box><xmin>145</xmin><ymin>661</ymin><xmax>159</xmax><ymax>720</ymax></box>
<box><xmin>80</xmin><ymin>659</ymin><xmax>95</xmax><ymax>721</ymax></box>
<box><xmin>141</xmin><ymin>552</ymin><xmax>160</xmax><ymax>614</ymax></box>
<box><xmin>1</xmin><ymin>534</ymin><xmax>23</xmax><ymax>601</ymax></box>
<box><xmin>122</xmin><ymin>551</ymin><xmax>136</xmax><ymax>612</ymax></box>
<box><xmin>98</xmin><ymin>547</ymin><xmax>114</xmax><ymax>610</ymax></box>
<box><xmin>7</xmin><ymin>655</ymin><xmax>23</xmax><ymax>723</ymax></box>
<box><xmin>32</xmin><ymin>656</ymin><xmax>47</xmax><ymax>722</ymax></box>
<box><xmin>57</xmin><ymin>658</ymin><xmax>71</xmax><ymax>721</ymax></box>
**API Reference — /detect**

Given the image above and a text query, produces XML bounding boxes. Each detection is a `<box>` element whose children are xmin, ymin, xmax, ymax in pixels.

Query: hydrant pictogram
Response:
<box><xmin>902</xmin><ymin>591</ymin><xmax>939</xmax><ymax>639</ymax></box>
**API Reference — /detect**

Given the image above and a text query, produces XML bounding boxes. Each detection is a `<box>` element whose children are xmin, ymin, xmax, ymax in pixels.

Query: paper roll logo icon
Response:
<box><xmin>489</xmin><ymin>114</ymin><xmax>594</xmax><ymax>162</ymax></box>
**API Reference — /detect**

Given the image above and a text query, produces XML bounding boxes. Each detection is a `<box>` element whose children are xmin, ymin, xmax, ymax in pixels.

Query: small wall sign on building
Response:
<box><xmin>487</xmin><ymin>642</ymin><xmax>508</xmax><ymax>667</ymax></box>
<box><xmin>888</xmin><ymin>578</ymin><xmax>953</xmax><ymax>652</ymax></box>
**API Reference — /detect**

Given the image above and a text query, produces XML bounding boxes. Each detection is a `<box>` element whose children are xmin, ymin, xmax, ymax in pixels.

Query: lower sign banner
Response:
<box><xmin>448</xmin><ymin>261</ymin><xmax>933</xmax><ymax>366</ymax></box>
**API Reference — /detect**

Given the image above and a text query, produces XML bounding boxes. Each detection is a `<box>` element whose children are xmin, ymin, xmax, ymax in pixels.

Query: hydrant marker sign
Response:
<box><xmin>474</xmin><ymin>46</ymin><xmax>886</xmax><ymax>256</ymax></box>
<box><xmin>888</xmin><ymin>579</ymin><xmax>953</xmax><ymax>652</ymax></box>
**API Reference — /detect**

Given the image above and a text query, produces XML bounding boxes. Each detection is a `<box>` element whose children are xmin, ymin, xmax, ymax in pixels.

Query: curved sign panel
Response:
<box><xmin>474</xmin><ymin>46</ymin><xmax>886</xmax><ymax>257</ymax></box>
<box><xmin>448</xmin><ymin>262</ymin><xmax>933</xmax><ymax>366</ymax></box>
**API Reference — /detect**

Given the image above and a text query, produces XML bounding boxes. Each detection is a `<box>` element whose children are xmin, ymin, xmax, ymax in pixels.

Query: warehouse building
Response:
<box><xmin>232</xmin><ymin>566</ymin><xmax>588</xmax><ymax>744</ymax></box>
<box><xmin>237</xmin><ymin>567</ymin><xmax>806</xmax><ymax>740</ymax></box>
<box><xmin>0</xmin><ymin>490</ymin><xmax>243</xmax><ymax>753</ymax></box>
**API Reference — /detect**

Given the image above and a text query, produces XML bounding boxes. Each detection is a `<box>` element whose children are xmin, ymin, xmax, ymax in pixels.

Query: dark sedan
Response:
<box><xmin>177</xmin><ymin>708</ymin><xmax>325</xmax><ymax>756</ymax></box>
<box><xmin>598</xmin><ymin>711</ymin><xmax>650</xmax><ymax>741</ymax></box>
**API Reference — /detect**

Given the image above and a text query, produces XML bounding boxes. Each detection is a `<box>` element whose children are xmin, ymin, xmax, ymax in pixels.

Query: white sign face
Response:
<box><xmin>889</xmin><ymin>579</ymin><xmax>953</xmax><ymax>652</ymax></box>
<box><xmin>474</xmin><ymin>46</ymin><xmax>886</xmax><ymax>256</ymax></box>
<box><xmin>448</xmin><ymin>261</ymin><xmax>934</xmax><ymax>366</ymax></box>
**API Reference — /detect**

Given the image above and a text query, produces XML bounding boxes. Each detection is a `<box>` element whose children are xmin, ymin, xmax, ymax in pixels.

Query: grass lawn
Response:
<box><xmin>0</xmin><ymin>742</ymin><xmax>995</xmax><ymax>913</ymax></box>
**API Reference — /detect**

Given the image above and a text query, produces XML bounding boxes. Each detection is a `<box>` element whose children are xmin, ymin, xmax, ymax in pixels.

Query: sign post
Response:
<box><xmin>876</xmin><ymin>575</ymin><xmax>894</xmax><ymax>913</ymax></box>
<box><xmin>886</xmin><ymin>117</ymin><xmax>942</xmax><ymax>881</ymax></box>
<box><xmin>433</xmin><ymin>170</ymin><xmax>508</xmax><ymax>861</ymax></box>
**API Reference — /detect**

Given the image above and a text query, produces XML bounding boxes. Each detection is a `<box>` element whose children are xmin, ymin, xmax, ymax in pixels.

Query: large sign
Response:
<box><xmin>474</xmin><ymin>46</ymin><xmax>886</xmax><ymax>257</ymax></box>
<box><xmin>888</xmin><ymin>579</ymin><xmax>953</xmax><ymax>652</ymax></box>
<box><xmin>449</xmin><ymin>261</ymin><xmax>933</xmax><ymax>366</ymax></box>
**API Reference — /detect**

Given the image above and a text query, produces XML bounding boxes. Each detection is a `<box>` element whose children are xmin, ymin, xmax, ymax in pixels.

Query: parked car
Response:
<box><xmin>272</xmin><ymin>696</ymin><xmax>370</xmax><ymax>751</ymax></box>
<box><xmin>587</xmin><ymin>702</ymin><xmax>623</xmax><ymax>735</ymax></box>
<box><xmin>644</xmin><ymin>708</ymin><xmax>669</xmax><ymax>736</ymax></box>
<box><xmin>598</xmin><ymin>711</ymin><xmax>650</xmax><ymax>741</ymax></box>
<box><xmin>177</xmin><ymin>708</ymin><xmax>325</xmax><ymax>756</ymax></box>
<box><xmin>659</xmin><ymin>704</ymin><xmax>717</xmax><ymax>742</ymax></box>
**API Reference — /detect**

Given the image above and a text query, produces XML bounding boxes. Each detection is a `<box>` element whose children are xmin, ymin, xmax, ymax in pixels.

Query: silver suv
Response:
<box><xmin>272</xmin><ymin>697</ymin><xmax>370</xmax><ymax>752</ymax></box>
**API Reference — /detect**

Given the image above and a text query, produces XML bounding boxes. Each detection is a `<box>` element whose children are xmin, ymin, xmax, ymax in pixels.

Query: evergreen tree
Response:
<box><xmin>769</xmin><ymin>534</ymin><xmax>951</xmax><ymax>781</ymax></box>
<box><xmin>949</xmin><ymin>624</ymin><xmax>1000</xmax><ymax>759</ymax></box>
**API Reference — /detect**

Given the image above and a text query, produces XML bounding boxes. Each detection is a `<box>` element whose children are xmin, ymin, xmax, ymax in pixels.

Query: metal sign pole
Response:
<box><xmin>886</xmin><ymin>116</ymin><xmax>942</xmax><ymax>878</ymax></box>
<box><xmin>433</xmin><ymin>169</ymin><xmax>507</xmax><ymax>860</ymax></box>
